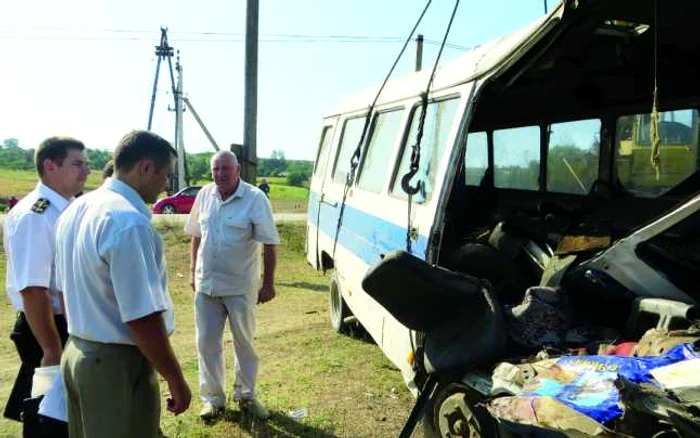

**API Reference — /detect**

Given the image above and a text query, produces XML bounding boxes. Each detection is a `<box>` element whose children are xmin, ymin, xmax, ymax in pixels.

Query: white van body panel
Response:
<box><xmin>305</xmin><ymin>4</ymin><xmax>567</xmax><ymax>384</ymax></box>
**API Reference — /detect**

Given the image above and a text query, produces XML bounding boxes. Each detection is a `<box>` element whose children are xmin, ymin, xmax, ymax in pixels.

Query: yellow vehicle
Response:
<box><xmin>616</xmin><ymin>109</ymin><xmax>699</xmax><ymax>196</ymax></box>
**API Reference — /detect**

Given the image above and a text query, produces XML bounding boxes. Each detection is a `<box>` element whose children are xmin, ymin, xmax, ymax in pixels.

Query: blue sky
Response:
<box><xmin>0</xmin><ymin>0</ymin><xmax>551</xmax><ymax>160</ymax></box>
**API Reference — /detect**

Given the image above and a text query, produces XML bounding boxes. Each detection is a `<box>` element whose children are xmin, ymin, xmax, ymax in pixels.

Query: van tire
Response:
<box><xmin>329</xmin><ymin>271</ymin><xmax>350</xmax><ymax>334</ymax></box>
<box><xmin>423</xmin><ymin>381</ymin><xmax>495</xmax><ymax>438</ymax></box>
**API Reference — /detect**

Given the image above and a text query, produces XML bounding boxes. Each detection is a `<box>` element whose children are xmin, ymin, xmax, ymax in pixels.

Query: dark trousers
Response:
<box><xmin>22</xmin><ymin>395</ymin><xmax>68</xmax><ymax>438</ymax></box>
<box><xmin>3</xmin><ymin>312</ymin><xmax>68</xmax><ymax>423</ymax></box>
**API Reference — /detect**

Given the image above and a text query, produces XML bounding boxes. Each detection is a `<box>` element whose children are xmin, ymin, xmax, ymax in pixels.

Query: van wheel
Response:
<box><xmin>329</xmin><ymin>272</ymin><xmax>350</xmax><ymax>333</ymax></box>
<box><xmin>423</xmin><ymin>382</ymin><xmax>496</xmax><ymax>438</ymax></box>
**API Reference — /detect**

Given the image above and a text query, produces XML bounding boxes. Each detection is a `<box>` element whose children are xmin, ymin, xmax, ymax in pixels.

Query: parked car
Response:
<box><xmin>152</xmin><ymin>186</ymin><xmax>201</xmax><ymax>214</ymax></box>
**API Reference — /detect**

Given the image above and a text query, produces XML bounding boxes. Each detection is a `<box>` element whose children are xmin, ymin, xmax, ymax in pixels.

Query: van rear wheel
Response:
<box><xmin>423</xmin><ymin>382</ymin><xmax>496</xmax><ymax>438</ymax></box>
<box><xmin>329</xmin><ymin>271</ymin><xmax>350</xmax><ymax>333</ymax></box>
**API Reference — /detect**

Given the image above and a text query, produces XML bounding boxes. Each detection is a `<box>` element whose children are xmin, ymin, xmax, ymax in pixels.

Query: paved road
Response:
<box><xmin>151</xmin><ymin>212</ymin><xmax>306</xmax><ymax>225</ymax></box>
<box><xmin>0</xmin><ymin>212</ymin><xmax>306</xmax><ymax>231</ymax></box>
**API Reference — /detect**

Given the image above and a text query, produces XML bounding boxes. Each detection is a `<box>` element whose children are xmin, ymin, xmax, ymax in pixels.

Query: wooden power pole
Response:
<box><xmin>240</xmin><ymin>0</ymin><xmax>259</xmax><ymax>183</ymax></box>
<box><xmin>415</xmin><ymin>34</ymin><xmax>424</xmax><ymax>72</ymax></box>
<box><xmin>174</xmin><ymin>56</ymin><xmax>186</xmax><ymax>191</ymax></box>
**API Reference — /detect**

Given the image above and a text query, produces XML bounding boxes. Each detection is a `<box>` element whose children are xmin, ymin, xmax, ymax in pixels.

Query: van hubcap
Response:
<box><xmin>437</xmin><ymin>390</ymin><xmax>481</xmax><ymax>438</ymax></box>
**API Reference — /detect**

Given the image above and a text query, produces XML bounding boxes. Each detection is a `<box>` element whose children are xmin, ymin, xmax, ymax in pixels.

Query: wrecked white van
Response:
<box><xmin>306</xmin><ymin>0</ymin><xmax>700</xmax><ymax>436</ymax></box>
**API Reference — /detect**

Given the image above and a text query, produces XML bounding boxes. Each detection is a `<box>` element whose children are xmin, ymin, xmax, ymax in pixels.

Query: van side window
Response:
<box><xmin>357</xmin><ymin>109</ymin><xmax>405</xmax><ymax>193</ymax></box>
<box><xmin>333</xmin><ymin>116</ymin><xmax>366</xmax><ymax>184</ymax></box>
<box><xmin>313</xmin><ymin>125</ymin><xmax>334</xmax><ymax>177</ymax></box>
<box><xmin>465</xmin><ymin>132</ymin><xmax>488</xmax><ymax>186</ymax></box>
<box><xmin>546</xmin><ymin>119</ymin><xmax>600</xmax><ymax>194</ymax></box>
<box><xmin>616</xmin><ymin>109</ymin><xmax>699</xmax><ymax>198</ymax></box>
<box><xmin>493</xmin><ymin>126</ymin><xmax>540</xmax><ymax>190</ymax></box>
<box><xmin>391</xmin><ymin>97</ymin><xmax>460</xmax><ymax>202</ymax></box>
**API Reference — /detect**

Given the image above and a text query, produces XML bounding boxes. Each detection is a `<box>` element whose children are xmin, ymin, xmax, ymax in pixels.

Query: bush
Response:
<box><xmin>286</xmin><ymin>170</ymin><xmax>308</xmax><ymax>187</ymax></box>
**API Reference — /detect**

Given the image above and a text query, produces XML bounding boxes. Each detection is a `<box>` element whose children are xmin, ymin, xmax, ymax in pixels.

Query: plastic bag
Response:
<box><xmin>522</xmin><ymin>343</ymin><xmax>699</xmax><ymax>423</ymax></box>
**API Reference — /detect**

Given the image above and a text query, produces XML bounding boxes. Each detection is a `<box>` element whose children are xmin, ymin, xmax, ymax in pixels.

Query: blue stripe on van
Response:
<box><xmin>307</xmin><ymin>191</ymin><xmax>429</xmax><ymax>266</ymax></box>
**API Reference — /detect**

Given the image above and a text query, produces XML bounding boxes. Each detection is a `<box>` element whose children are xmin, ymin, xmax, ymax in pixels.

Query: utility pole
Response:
<box><xmin>182</xmin><ymin>97</ymin><xmax>221</xmax><ymax>151</ymax></box>
<box><xmin>544</xmin><ymin>0</ymin><xmax>548</xmax><ymax>14</ymax></box>
<box><xmin>148</xmin><ymin>27</ymin><xmax>177</xmax><ymax>131</ymax></box>
<box><xmin>175</xmin><ymin>55</ymin><xmax>186</xmax><ymax>190</ymax></box>
<box><xmin>242</xmin><ymin>0</ymin><xmax>259</xmax><ymax>184</ymax></box>
<box><xmin>148</xmin><ymin>27</ymin><xmax>187</xmax><ymax>192</ymax></box>
<box><xmin>415</xmin><ymin>34</ymin><xmax>424</xmax><ymax>72</ymax></box>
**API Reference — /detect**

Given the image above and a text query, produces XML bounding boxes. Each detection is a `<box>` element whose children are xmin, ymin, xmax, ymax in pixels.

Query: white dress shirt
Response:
<box><xmin>184</xmin><ymin>180</ymin><xmax>280</xmax><ymax>296</ymax></box>
<box><xmin>4</xmin><ymin>182</ymin><xmax>69</xmax><ymax>313</ymax></box>
<box><xmin>55</xmin><ymin>178</ymin><xmax>174</xmax><ymax>344</ymax></box>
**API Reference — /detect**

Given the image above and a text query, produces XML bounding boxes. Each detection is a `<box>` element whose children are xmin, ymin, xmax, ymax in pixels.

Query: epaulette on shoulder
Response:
<box><xmin>31</xmin><ymin>198</ymin><xmax>51</xmax><ymax>214</ymax></box>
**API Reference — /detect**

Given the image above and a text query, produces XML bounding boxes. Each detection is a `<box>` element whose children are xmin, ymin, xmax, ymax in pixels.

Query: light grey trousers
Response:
<box><xmin>195</xmin><ymin>292</ymin><xmax>259</xmax><ymax>407</ymax></box>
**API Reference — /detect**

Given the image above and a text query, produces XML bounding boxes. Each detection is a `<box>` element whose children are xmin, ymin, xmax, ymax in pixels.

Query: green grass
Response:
<box><xmin>0</xmin><ymin>222</ymin><xmax>416</xmax><ymax>437</ymax></box>
<box><xmin>266</xmin><ymin>184</ymin><xmax>309</xmax><ymax>214</ymax></box>
<box><xmin>256</xmin><ymin>177</ymin><xmax>286</xmax><ymax>185</ymax></box>
<box><xmin>0</xmin><ymin>170</ymin><xmax>309</xmax><ymax>214</ymax></box>
<box><xmin>0</xmin><ymin>169</ymin><xmax>102</xmax><ymax>199</ymax></box>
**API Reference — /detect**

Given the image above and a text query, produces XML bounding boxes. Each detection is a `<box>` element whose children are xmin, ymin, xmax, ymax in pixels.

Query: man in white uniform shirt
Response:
<box><xmin>3</xmin><ymin>137</ymin><xmax>90</xmax><ymax>436</ymax></box>
<box><xmin>55</xmin><ymin>130</ymin><xmax>191</xmax><ymax>438</ymax></box>
<box><xmin>185</xmin><ymin>151</ymin><xmax>279</xmax><ymax>420</ymax></box>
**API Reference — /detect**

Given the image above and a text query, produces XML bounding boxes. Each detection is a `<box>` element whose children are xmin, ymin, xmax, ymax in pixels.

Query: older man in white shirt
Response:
<box><xmin>55</xmin><ymin>131</ymin><xmax>191</xmax><ymax>438</ymax></box>
<box><xmin>3</xmin><ymin>137</ymin><xmax>89</xmax><ymax>436</ymax></box>
<box><xmin>185</xmin><ymin>150</ymin><xmax>279</xmax><ymax>420</ymax></box>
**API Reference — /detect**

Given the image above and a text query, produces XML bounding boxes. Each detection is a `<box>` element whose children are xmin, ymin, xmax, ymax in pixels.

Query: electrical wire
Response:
<box><xmin>330</xmin><ymin>0</ymin><xmax>434</xmax><ymax>263</ymax></box>
<box><xmin>0</xmin><ymin>26</ymin><xmax>471</xmax><ymax>50</ymax></box>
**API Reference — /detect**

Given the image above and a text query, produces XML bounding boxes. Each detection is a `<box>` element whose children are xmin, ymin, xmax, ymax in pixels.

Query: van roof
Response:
<box><xmin>327</xmin><ymin>0</ymin><xmax>700</xmax><ymax>118</ymax></box>
<box><xmin>326</xmin><ymin>3</ymin><xmax>563</xmax><ymax>117</ymax></box>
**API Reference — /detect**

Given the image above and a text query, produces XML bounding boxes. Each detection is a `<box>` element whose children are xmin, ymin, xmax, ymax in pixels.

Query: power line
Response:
<box><xmin>0</xmin><ymin>27</ymin><xmax>471</xmax><ymax>50</ymax></box>
<box><xmin>0</xmin><ymin>25</ymin><xmax>446</xmax><ymax>39</ymax></box>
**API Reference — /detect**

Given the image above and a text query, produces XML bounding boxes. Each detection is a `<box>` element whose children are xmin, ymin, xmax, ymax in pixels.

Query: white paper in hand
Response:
<box><xmin>38</xmin><ymin>372</ymin><xmax>68</xmax><ymax>422</ymax></box>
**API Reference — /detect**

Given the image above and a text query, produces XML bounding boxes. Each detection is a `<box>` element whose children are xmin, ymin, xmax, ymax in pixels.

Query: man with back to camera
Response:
<box><xmin>185</xmin><ymin>150</ymin><xmax>279</xmax><ymax>420</ymax></box>
<box><xmin>55</xmin><ymin>130</ymin><xmax>191</xmax><ymax>438</ymax></box>
<box><xmin>3</xmin><ymin>137</ymin><xmax>90</xmax><ymax>436</ymax></box>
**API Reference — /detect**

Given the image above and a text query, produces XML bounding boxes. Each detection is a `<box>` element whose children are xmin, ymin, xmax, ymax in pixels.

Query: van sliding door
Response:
<box><xmin>306</xmin><ymin>120</ymin><xmax>337</xmax><ymax>268</ymax></box>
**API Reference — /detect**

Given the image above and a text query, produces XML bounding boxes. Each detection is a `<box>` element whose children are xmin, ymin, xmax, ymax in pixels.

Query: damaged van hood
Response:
<box><xmin>581</xmin><ymin>194</ymin><xmax>700</xmax><ymax>303</ymax></box>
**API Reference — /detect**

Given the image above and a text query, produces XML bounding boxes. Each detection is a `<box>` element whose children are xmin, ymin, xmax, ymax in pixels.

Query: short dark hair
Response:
<box><xmin>35</xmin><ymin>137</ymin><xmax>86</xmax><ymax>176</ymax></box>
<box><xmin>113</xmin><ymin>131</ymin><xmax>177</xmax><ymax>173</ymax></box>
<box><xmin>102</xmin><ymin>159</ymin><xmax>114</xmax><ymax>180</ymax></box>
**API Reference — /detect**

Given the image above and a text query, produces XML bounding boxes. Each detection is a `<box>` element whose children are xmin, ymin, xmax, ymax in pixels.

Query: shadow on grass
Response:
<box><xmin>278</xmin><ymin>281</ymin><xmax>327</xmax><ymax>292</ymax></box>
<box><xmin>197</xmin><ymin>408</ymin><xmax>340</xmax><ymax>438</ymax></box>
<box><xmin>342</xmin><ymin>323</ymin><xmax>375</xmax><ymax>345</ymax></box>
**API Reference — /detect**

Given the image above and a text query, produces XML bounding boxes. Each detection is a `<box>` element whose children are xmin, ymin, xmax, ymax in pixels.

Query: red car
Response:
<box><xmin>152</xmin><ymin>186</ymin><xmax>201</xmax><ymax>214</ymax></box>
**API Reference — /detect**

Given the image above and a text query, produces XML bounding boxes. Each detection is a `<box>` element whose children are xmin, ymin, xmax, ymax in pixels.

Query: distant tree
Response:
<box><xmin>494</xmin><ymin>161</ymin><xmax>540</xmax><ymax>190</ymax></box>
<box><xmin>0</xmin><ymin>138</ymin><xmax>33</xmax><ymax>170</ymax></box>
<box><xmin>86</xmin><ymin>148</ymin><xmax>111</xmax><ymax>171</ymax></box>
<box><xmin>284</xmin><ymin>160</ymin><xmax>312</xmax><ymax>187</ymax></box>
<box><xmin>188</xmin><ymin>153</ymin><xmax>213</xmax><ymax>183</ymax></box>
<box><xmin>268</xmin><ymin>150</ymin><xmax>287</xmax><ymax>176</ymax></box>
<box><xmin>547</xmin><ymin>144</ymin><xmax>599</xmax><ymax>194</ymax></box>
<box><xmin>286</xmin><ymin>170</ymin><xmax>308</xmax><ymax>187</ymax></box>
<box><xmin>3</xmin><ymin>138</ymin><xmax>19</xmax><ymax>148</ymax></box>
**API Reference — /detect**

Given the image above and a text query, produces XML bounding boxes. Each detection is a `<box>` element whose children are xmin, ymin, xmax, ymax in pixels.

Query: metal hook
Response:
<box><xmin>401</xmin><ymin>169</ymin><xmax>422</xmax><ymax>195</ymax></box>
